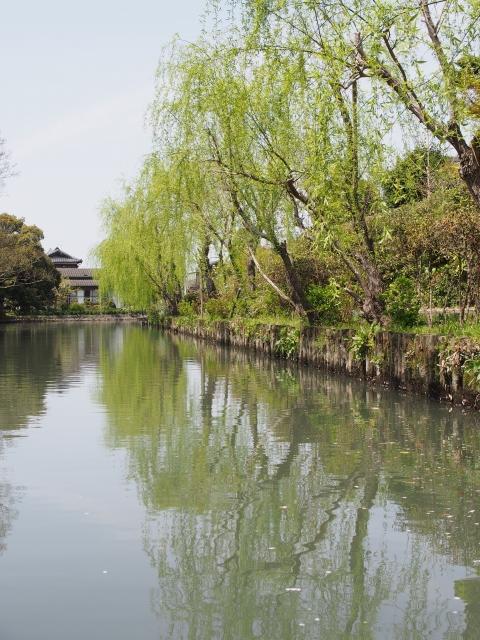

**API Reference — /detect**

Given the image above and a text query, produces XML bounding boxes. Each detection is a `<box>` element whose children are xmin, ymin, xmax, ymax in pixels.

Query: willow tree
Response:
<box><xmin>152</xmin><ymin>43</ymin><xmax>324</xmax><ymax>321</ymax></box>
<box><xmin>157</xmin><ymin>34</ymin><xmax>393</xmax><ymax>321</ymax></box>
<box><xmin>96</xmin><ymin>157</ymin><xmax>192</xmax><ymax>313</ymax></box>
<box><xmin>229</xmin><ymin>0</ymin><xmax>480</xmax><ymax>208</ymax></box>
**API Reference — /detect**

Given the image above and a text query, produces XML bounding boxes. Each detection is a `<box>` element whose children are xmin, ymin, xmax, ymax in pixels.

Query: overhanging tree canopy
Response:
<box><xmin>0</xmin><ymin>213</ymin><xmax>60</xmax><ymax>316</ymax></box>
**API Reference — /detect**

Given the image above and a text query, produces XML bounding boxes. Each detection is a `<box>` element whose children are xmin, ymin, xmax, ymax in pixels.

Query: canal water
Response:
<box><xmin>1</xmin><ymin>323</ymin><xmax>480</xmax><ymax>639</ymax></box>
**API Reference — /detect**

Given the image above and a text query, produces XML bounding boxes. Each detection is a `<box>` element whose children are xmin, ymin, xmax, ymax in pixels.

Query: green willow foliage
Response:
<box><xmin>96</xmin><ymin>158</ymin><xmax>192</xmax><ymax>311</ymax></box>
<box><xmin>230</xmin><ymin>0</ymin><xmax>480</xmax><ymax>201</ymax></box>
<box><xmin>96</xmin><ymin>0</ymin><xmax>480</xmax><ymax>325</ymax></box>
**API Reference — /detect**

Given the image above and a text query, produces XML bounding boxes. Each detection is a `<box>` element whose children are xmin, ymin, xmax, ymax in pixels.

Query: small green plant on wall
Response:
<box><xmin>275</xmin><ymin>327</ymin><xmax>300</xmax><ymax>358</ymax></box>
<box><xmin>439</xmin><ymin>337</ymin><xmax>480</xmax><ymax>389</ymax></box>
<box><xmin>463</xmin><ymin>356</ymin><xmax>480</xmax><ymax>388</ymax></box>
<box><xmin>349</xmin><ymin>324</ymin><xmax>380</xmax><ymax>362</ymax></box>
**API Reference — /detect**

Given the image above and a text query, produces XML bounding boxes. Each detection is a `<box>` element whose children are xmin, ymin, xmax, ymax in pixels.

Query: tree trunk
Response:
<box><xmin>0</xmin><ymin>294</ymin><xmax>4</xmax><ymax>319</ymax></box>
<box><xmin>460</xmin><ymin>274</ymin><xmax>472</xmax><ymax>325</ymax></box>
<box><xmin>354</xmin><ymin>253</ymin><xmax>387</xmax><ymax>324</ymax></box>
<box><xmin>247</xmin><ymin>254</ymin><xmax>256</xmax><ymax>291</ymax></box>
<box><xmin>200</xmin><ymin>240</ymin><xmax>216</xmax><ymax>298</ymax></box>
<box><xmin>166</xmin><ymin>297</ymin><xmax>179</xmax><ymax>316</ymax></box>
<box><xmin>459</xmin><ymin>145</ymin><xmax>480</xmax><ymax>208</ymax></box>
<box><xmin>275</xmin><ymin>241</ymin><xmax>315</xmax><ymax>323</ymax></box>
<box><xmin>362</xmin><ymin>291</ymin><xmax>385</xmax><ymax>325</ymax></box>
<box><xmin>163</xmin><ymin>269</ymin><xmax>182</xmax><ymax>317</ymax></box>
<box><xmin>473</xmin><ymin>261</ymin><xmax>480</xmax><ymax>320</ymax></box>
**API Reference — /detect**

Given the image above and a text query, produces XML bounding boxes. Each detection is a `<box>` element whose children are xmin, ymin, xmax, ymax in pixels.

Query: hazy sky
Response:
<box><xmin>0</xmin><ymin>0</ymin><xmax>205</xmax><ymax>264</ymax></box>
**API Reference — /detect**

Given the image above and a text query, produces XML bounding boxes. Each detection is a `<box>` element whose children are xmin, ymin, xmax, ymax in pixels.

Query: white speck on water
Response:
<box><xmin>314</xmin><ymin>618</ymin><xmax>320</xmax><ymax>622</ymax></box>
<box><xmin>325</xmin><ymin>570</ymin><xmax>332</xmax><ymax>575</ymax></box>
<box><xmin>268</xmin><ymin>547</ymin><xmax>276</xmax><ymax>550</ymax></box>
<box><xmin>84</xmin><ymin>512</ymin><xmax>89</xmax><ymax>516</ymax></box>
<box><xmin>280</xmin><ymin>505</ymin><xmax>288</xmax><ymax>510</ymax></box>
<box><xmin>299</xmin><ymin>623</ymin><xmax>305</xmax><ymax>627</ymax></box>
<box><xmin>285</xmin><ymin>587</ymin><xmax>301</xmax><ymax>592</ymax></box>
<box><xmin>454</xmin><ymin>596</ymin><xmax>461</xmax><ymax>600</ymax></box>
<box><xmin>102</xmin><ymin>570</ymin><xmax>108</xmax><ymax>574</ymax></box>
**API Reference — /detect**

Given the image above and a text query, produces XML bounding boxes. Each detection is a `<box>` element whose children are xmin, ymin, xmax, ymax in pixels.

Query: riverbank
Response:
<box><xmin>160</xmin><ymin>317</ymin><xmax>480</xmax><ymax>408</ymax></box>
<box><xmin>0</xmin><ymin>313</ymin><xmax>146</xmax><ymax>323</ymax></box>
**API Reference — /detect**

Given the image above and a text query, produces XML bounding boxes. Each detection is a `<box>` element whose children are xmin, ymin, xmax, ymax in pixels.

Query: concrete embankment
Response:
<box><xmin>161</xmin><ymin>318</ymin><xmax>480</xmax><ymax>408</ymax></box>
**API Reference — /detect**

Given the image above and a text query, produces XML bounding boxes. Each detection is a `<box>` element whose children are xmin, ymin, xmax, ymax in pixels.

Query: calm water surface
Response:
<box><xmin>1</xmin><ymin>323</ymin><xmax>480</xmax><ymax>639</ymax></box>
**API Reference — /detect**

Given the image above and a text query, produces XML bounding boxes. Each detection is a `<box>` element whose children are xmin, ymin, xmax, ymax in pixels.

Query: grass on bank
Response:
<box><xmin>168</xmin><ymin>309</ymin><xmax>480</xmax><ymax>340</ymax></box>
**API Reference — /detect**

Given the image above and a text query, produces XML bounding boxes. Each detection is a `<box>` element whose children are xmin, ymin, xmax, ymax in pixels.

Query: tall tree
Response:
<box><xmin>154</xmin><ymin>42</ymin><xmax>390</xmax><ymax>320</ymax></box>
<box><xmin>152</xmin><ymin>44</ymin><xmax>320</xmax><ymax>320</ymax></box>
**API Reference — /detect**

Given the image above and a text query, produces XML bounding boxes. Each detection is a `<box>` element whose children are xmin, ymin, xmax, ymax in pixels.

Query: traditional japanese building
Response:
<box><xmin>48</xmin><ymin>247</ymin><xmax>99</xmax><ymax>304</ymax></box>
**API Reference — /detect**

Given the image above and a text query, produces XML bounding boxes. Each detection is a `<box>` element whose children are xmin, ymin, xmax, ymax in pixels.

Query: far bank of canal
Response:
<box><xmin>161</xmin><ymin>317</ymin><xmax>480</xmax><ymax>408</ymax></box>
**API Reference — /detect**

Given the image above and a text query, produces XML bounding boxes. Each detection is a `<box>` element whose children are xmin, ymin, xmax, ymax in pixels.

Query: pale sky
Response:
<box><xmin>0</xmin><ymin>0</ymin><xmax>205</xmax><ymax>264</ymax></box>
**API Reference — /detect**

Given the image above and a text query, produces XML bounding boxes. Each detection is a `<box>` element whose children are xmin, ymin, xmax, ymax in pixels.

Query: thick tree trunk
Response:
<box><xmin>354</xmin><ymin>253</ymin><xmax>387</xmax><ymax>324</ymax></box>
<box><xmin>163</xmin><ymin>269</ymin><xmax>182</xmax><ymax>317</ymax></box>
<box><xmin>459</xmin><ymin>145</ymin><xmax>480</xmax><ymax>208</ymax></box>
<box><xmin>166</xmin><ymin>297</ymin><xmax>179</xmax><ymax>316</ymax></box>
<box><xmin>362</xmin><ymin>290</ymin><xmax>385</xmax><ymax>325</ymax></box>
<box><xmin>200</xmin><ymin>240</ymin><xmax>216</xmax><ymax>298</ymax></box>
<box><xmin>275</xmin><ymin>241</ymin><xmax>315</xmax><ymax>323</ymax></box>
<box><xmin>164</xmin><ymin>285</ymin><xmax>181</xmax><ymax>317</ymax></box>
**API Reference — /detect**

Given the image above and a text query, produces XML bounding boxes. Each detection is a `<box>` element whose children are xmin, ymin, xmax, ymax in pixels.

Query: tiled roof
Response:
<box><xmin>58</xmin><ymin>268</ymin><xmax>97</xmax><ymax>278</ymax></box>
<box><xmin>58</xmin><ymin>267</ymin><xmax>98</xmax><ymax>288</ymax></box>
<box><xmin>48</xmin><ymin>247</ymin><xmax>82</xmax><ymax>263</ymax></box>
<box><xmin>65</xmin><ymin>279</ymin><xmax>99</xmax><ymax>287</ymax></box>
<box><xmin>51</xmin><ymin>257</ymin><xmax>82</xmax><ymax>265</ymax></box>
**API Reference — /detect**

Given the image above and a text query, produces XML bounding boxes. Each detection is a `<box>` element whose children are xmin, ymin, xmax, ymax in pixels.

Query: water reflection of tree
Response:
<box><xmin>99</xmin><ymin>330</ymin><xmax>480</xmax><ymax>639</ymax></box>
<box><xmin>0</xmin><ymin>465</ymin><xmax>15</xmax><ymax>556</ymax></box>
<box><xmin>0</xmin><ymin>323</ymin><xmax>120</xmax><ymax>556</ymax></box>
<box><xmin>0</xmin><ymin>323</ymin><xmax>117</xmax><ymax>430</ymax></box>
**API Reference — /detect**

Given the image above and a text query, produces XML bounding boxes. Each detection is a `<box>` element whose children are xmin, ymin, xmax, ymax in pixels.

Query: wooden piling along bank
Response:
<box><xmin>161</xmin><ymin>318</ymin><xmax>480</xmax><ymax>408</ymax></box>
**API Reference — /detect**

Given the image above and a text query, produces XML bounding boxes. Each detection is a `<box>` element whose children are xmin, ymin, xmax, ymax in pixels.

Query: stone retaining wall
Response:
<box><xmin>162</xmin><ymin>319</ymin><xmax>479</xmax><ymax>408</ymax></box>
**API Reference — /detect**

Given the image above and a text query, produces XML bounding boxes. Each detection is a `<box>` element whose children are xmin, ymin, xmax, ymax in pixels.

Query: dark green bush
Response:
<box><xmin>384</xmin><ymin>275</ymin><xmax>421</xmax><ymax>327</ymax></box>
<box><xmin>306</xmin><ymin>281</ymin><xmax>342</xmax><ymax>324</ymax></box>
<box><xmin>68</xmin><ymin>302</ymin><xmax>86</xmax><ymax>315</ymax></box>
<box><xmin>178</xmin><ymin>300</ymin><xmax>197</xmax><ymax>318</ymax></box>
<box><xmin>204</xmin><ymin>297</ymin><xmax>231</xmax><ymax>319</ymax></box>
